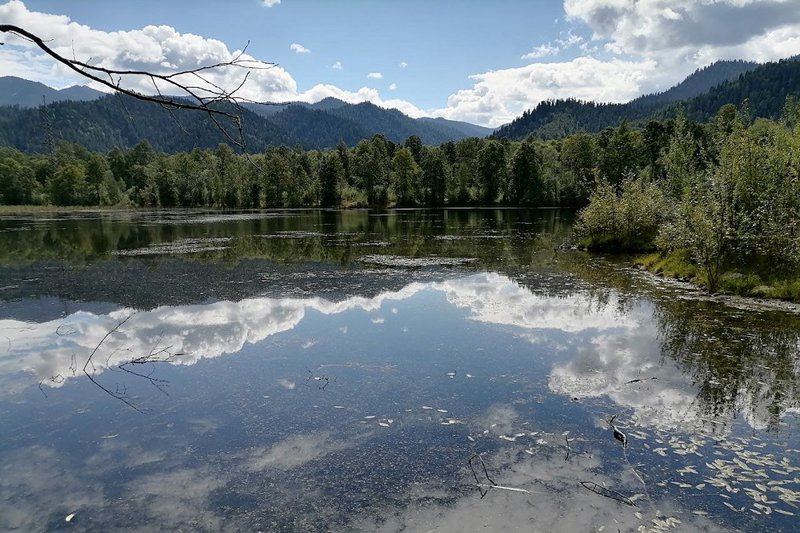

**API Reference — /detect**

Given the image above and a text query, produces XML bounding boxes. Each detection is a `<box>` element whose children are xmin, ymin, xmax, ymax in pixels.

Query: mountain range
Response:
<box><xmin>0</xmin><ymin>76</ymin><xmax>492</xmax><ymax>152</ymax></box>
<box><xmin>1</xmin><ymin>55</ymin><xmax>799</xmax><ymax>152</ymax></box>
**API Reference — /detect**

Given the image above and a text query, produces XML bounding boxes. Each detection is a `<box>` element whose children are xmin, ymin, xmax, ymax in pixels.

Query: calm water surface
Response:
<box><xmin>0</xmin><ymin>209</ymin><xmax>798</xmax><ymax>532</ymax></box>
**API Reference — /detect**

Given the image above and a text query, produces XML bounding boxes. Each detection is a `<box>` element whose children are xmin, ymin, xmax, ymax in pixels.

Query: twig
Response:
<box><xmin>468</xmin><ymin>454</ymin><xmax>530</xmax><ymax>498</ymax></box>
<box><xmin>80</xmin><ymin>313</ymin><xmax>147</xmax><ymax>412</ymax></box>
<box><xmin>579</xmin><ymin>481</ymin><xmax>636</xmax><ymax>506</ymax></box>
<box><xmin>625</xmin><ymin>377</ymin><xmax>658</xmax><ymax>384</ymax></box>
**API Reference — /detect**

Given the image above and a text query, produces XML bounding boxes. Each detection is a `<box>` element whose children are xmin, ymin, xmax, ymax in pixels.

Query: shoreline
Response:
<box><xmin>635</xmin><ymin>251</ymin><xmax>800</xmax><ymax>307</ymax></box>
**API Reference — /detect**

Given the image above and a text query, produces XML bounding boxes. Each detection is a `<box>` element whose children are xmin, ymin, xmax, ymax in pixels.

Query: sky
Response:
<box><xmin>1</xmin><ymin>0</ymin><xmax>799</xmax><ymax>127</ymax></box>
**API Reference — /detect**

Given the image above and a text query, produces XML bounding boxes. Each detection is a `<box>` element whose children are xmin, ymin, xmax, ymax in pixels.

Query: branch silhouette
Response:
<box><xmin>0</xmin><ymin>24</ymin><xmax>279</xmax><ymax>151</ymax></box>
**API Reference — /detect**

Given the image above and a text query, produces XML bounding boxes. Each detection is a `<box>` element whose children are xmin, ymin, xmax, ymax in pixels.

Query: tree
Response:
<box><xmin>319</xmin><ymin>152</ymin><xmax>343</xmax><ymax>207</ymax></box>
<box><xmin>508</xmin><ymin>141</ymin><xmax>542</xmax><ymax>205</ymax></box>
<box><xmin>421</xmin><ymin>148</ymin><xmax>447</xmax><ymax>207</ymax></box>
<box><xmin>662</xmin><ymin>109</ymin><xmax>702</xmax><ymax>197</ymax></box>
<box><xmin>404</xmin><ymin>135</ymin><xmax>423</xmax><ymax>164</ymax></box>
<box><xmin>392</xmin><ymin>148</ymin><xmax>421</xmax><ymax>206</ymax></box>
<box><xmin>597</xmin><ymin>121</ymin><xmax>641</xmax><ymax>187</ymax></box>
<box><xmin>559</xmin><ymin>133</ymin><xmax>597</xmax><ymax>205</ymax></box>
<box><xmin>477</xmin><ymin>140</ymin><xmax>507</xmax><ymax>205</ymax></box>
<box><xmin>336</xmin><ymin>141</ymin><xmax>351</xmax><ymax>185</ymax></box>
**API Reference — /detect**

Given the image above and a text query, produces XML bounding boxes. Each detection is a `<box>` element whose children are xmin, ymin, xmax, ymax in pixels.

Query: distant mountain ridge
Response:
<box><xmin>244</xmin><ymin>98</ymin><xmax>494</xmax><ymax>145</ymax></box>
<box><xmin>629</xmin><ymin>59</ymin><xmax>759</xmax><ymax>109</ymax></box>
<box><xmin>0</xmin><ymin>77</ymin><xmax>492</xmax><ymax>151</ymax></box>
<box><xmin>0</xmin><ymin>76</ymin><xmax>105</xmax><ymax>108</ymax></box>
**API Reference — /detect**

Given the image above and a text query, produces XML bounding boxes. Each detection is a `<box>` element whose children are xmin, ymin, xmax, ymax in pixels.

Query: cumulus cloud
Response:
<box><xmin>433</xmin><ymin>56</ymin><xmax>656</xmax><ymax>128</ymax></box>
<box><xmin>0</xmin><ymin>0</ymin><xmax>298</xmax><ymax>102</ymax></box>
<box><xmin>565</xmin><ymin>0</ymin><xmax>800</xmax><ymax>56</ymax></box>
<box><xmin>521</xmin><ymin>43</ymin><xmax>559</xmax><ymax>60</ymax></box>
<box><xmin>366</xmin><ymin>71</ymin><xmax>383</xmax><ymax>79</ymax></box>
<box><xmin>289</xmin><ymin>42</ymin><xmax>311</xmax><ymax>54</ymax></box>
<box><xmin>438</xmin><ymin>0</ymin><xmax>800</xmax><ymax>126</ymax></box>
<box><xmin>331</xmin><ymin>60</ymin><xmax>343</xmax><ymax>70</ymax></box>
<box><xmin>298</xmin><ymin>83</ymin><xmax>427</xmax><ymax>117</ymax></box>
<box><xmin>398</xmin><ymin>61</ymin><xmax>408</xmax><ymax>68</ymax></box>
<box><xmin>388</xmin><ymin>83</ymin><xmax>397</xmax><ymax>91</ymax></box>
<box><xmin>261</xmin><ymin>0</ymin><xmax>280</xmax><ymax>6</ymax></box>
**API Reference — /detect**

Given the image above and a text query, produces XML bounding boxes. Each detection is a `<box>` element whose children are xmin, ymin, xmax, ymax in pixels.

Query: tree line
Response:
<box><xmin>0</xmin><ymin>105</ymin><xmax>730</xmax><ymax>210</ymax></box>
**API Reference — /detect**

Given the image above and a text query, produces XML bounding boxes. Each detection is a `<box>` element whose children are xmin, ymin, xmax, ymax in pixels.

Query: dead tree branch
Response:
<box><xmin>0</xmin><ymin>24</ymin><xmax>279</xmax><ymax>151</ymax></box>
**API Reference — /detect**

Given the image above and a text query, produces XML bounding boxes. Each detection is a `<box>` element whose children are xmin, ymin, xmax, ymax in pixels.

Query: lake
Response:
<box><xmin>0</xmin><ymin>208</ymin><xmax>798</xmax><ymax>532</ymax></box>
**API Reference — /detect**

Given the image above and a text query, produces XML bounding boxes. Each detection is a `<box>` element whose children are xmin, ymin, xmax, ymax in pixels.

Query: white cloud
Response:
<box><xmin>522</xmin><ymin>31</ymin><xmax>583</xmax><ymax>60</ymax></box>
<box><xmin>331</xmin><ymin>60</ymin><xmax>343</xmax><ymax>70</ymax></box>
<box><xmin>289</xmin><ymin>42</ymin><xmax>311</xmax><ymax>54</ymax></box>
<box><xmin>399</xmin><ymin>61</ymin><xmax>408</xmax><ymax>68</ymax></box>
<box><xmin>433</xmin><ymin>56</ymin><xmax>656</xmax><ymax>128</ymax></box>
<box><xmin>521</xmin><ymin>43</ymin><xmax>559</xmax><ymax>60</ymax></box>
<box><xmin>0</xmin><ymin>1</ymin><xmax>427</xmax><ymax>116</ymax></box>
<box><xmin>0</xmin><ymin>0</ymin><xmax>299</xmax><ymax>101</ymax></box>
<box><xmin>247</xmin><ymin>433</ymin><xmax>347</xmax><ymax>471</ymax></box>
<box><xmin>367</xmin><ymin>72</ymin><xmax>383</xmax><ymax>79</ymax></box>
<box><xmin>298</xmin><ymin>83</ymin><xmax>426</xmax><ymax>117</ymax></box>
<box><xmin>564</xmin><ymin>0</ymin><xmax>800</xmax><ymax>67</ymax></box>
<box><xmin>388</xmin><ymin>83</ymin><xmax>397</xmax><ymax>91</ymax></box>
<box><xmin>436</xmin><ymin>0</ymin><xmax>800</xmax><ymax>126</ymax></box>
<box><xmin>277</xmin><ymin>378</ymin><xmax>296</xmax><ymax>390</ymax></box>
<box><xmin>0</xmin><ymin>272</ymin><xmax>631</xmax><ymax>389</ymax></box>
<box><xmin>261</xmin><ymin>0</ymin><xmax>280</xmax><ymax>6</ymax></box>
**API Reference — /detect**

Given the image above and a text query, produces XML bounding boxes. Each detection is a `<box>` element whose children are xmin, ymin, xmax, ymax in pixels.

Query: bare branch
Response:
<box><xmin>0</xmin><ymin>24</ymin><xmax>280</xmax><ymax>153</ymax></box>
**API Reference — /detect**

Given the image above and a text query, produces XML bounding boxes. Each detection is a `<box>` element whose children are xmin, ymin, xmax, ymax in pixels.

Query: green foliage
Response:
<box><xmin>477</xmin><ymin>140</ymin><xmax>507</xmax><ymax>205</ymax></box>
<box><xmin>576</xmin><ymin>174</ymin><xmax>669</xmax><ymax>251</ymax></box>
<box><xmin>391</xmin><ymin>148</ymin><xmax>421</xmax><ymax>207</ymax></box>
<box><xmin>508</xmin><ymin>141</ymin><xmax>542</xmax><ymax>205</ymax></box>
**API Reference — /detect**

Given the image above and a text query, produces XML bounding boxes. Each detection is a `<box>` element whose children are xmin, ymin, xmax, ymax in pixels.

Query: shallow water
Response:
<box><xmin>0</xmin><ymin>209</ymin><xmax>798</xmax><ymax>532</ymax></box>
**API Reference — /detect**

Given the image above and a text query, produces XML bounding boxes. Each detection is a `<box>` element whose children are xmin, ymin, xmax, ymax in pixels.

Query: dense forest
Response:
<box><xmin>0</xmin><ymin>97</ymin><xmax>792</xmax><ymax>212</ymax></box>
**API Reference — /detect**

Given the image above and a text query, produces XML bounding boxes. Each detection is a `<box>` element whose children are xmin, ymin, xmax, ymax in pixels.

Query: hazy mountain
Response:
<box><xmin>0</xmin><ymin>76</ymin><xmax>104</xmax><ymax>108</ymax></box>
<box><xmin>417</xmin><ymin>117</ymin><xmax>494</xmax><ymax>138</ymax></box>
<box><xmin>247</xmin><ymin>98</ymin><xmax>492</xmax><ymax>146</ymax></box>
<box><xmin>629</xmin><ymin>59</ymin><xmax>760</xmax><ymax>109</ymax></box>
<box><xmin>0</xmin><ymin>94</ymin><xmax>290</xmax><ymax>153</ymax></box>
<box><xmin>1</xmin><ymin>76</ymin><xmax>491</xmax><ymax>150</ymax></box>
<box><xmin>266</xmin><ymin>105</ymin><xmax>370</xmax><ymax>148</ymax></box>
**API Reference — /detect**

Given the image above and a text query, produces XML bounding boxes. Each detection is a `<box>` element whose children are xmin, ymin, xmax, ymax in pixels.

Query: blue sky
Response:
<box><xmin>2</xmin><ymin>1</ymin><xmax>800</xmax><ymax>127</ymax></box>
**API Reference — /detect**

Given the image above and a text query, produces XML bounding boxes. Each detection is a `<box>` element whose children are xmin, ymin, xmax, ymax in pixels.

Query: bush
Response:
<box><xmin>575</xmin><ymin>174</ymin><xmax>669</xmax><ymax>250</ymax></box>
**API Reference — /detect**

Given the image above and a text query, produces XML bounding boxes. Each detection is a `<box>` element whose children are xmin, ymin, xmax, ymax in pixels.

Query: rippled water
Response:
<box><xmin>0</xmin><ymin>209</ymin><xmax>798</xmax><ymax>532</ymax></box>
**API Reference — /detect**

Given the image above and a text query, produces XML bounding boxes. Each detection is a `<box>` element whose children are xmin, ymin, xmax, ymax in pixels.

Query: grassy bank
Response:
<box><xmin>637</xmin><ymin>251</ymin><xmax>800</xmax><ymax>302</ymax></box>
